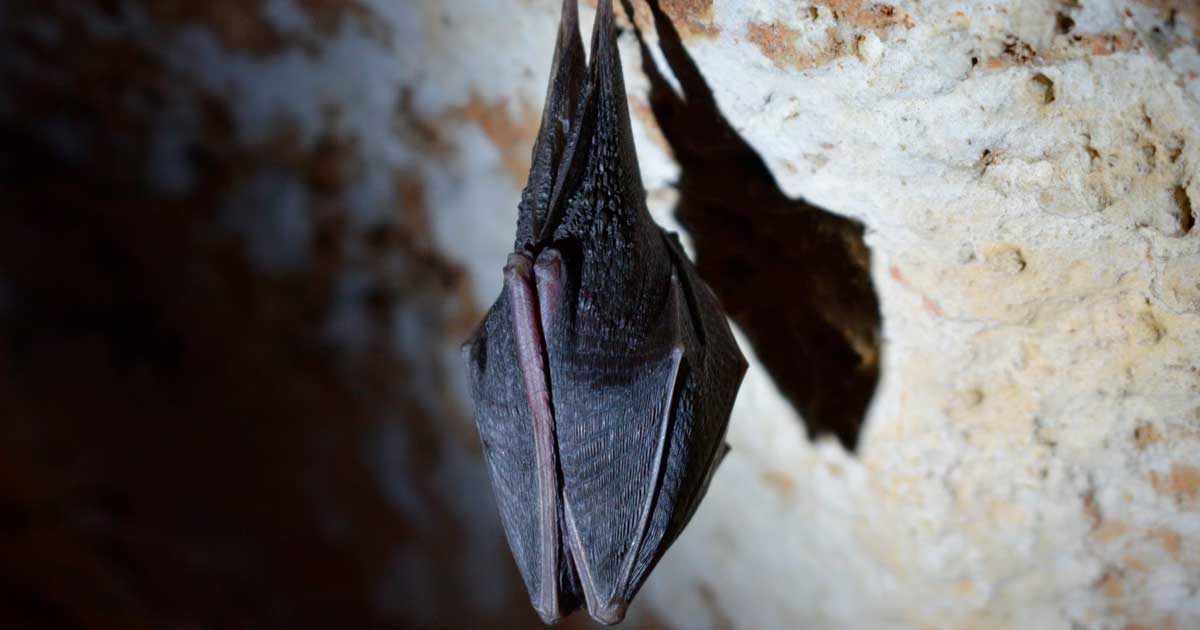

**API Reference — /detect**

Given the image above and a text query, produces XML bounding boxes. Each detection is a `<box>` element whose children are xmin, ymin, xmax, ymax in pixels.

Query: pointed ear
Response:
<box><xmin>535</xmin><ymin>0</ymin><xmax>646</xmax><ymax>245</ymax></box>
<box><xmin>518</xmin><ymin>0</ymin><xmax>586</xmax><ymax>247</ymax></box>
<box><xmin>587</xmin><ymin>0</ymin><xmax>642</xmax><ymax>200</ymax></box>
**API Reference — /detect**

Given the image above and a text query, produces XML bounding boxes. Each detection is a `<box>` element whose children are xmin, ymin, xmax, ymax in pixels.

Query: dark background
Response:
<box><xmin>0</xmin><ymin>1</ymin><xmax>544</xmax><ymax>627</ymax></box>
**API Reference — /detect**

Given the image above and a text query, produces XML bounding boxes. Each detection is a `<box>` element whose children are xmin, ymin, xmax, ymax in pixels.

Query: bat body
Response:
<box><xmin>462</xmin><ymin>0</ymin><xmax>747</xmax><ymax>624</ymax></box>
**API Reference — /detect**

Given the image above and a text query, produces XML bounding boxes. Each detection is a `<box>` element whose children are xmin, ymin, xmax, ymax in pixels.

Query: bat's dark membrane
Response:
<box><xmin>462</xmin><ymin>0</ymin><xmax>747</xmax><ymax>624</ymax></box>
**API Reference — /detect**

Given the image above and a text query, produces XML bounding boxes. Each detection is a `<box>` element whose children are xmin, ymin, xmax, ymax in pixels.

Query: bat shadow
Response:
<box><xmin>623</xmin><ymin>0</ymin><xmax>882</xmax><ymax>451</ymax></box>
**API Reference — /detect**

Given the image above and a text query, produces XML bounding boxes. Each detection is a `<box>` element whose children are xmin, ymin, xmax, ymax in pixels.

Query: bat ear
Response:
<box><xmin>518</xmin><ymin>0</ymin><xmax>586</xmax><ymax>247</ymax></box>
<box><xmin>585</xmin><ymin>0</ymin><xmax>643</xmax><ymax>202</ymax></box>
<box><xmin>533</xmin><ymin>0</ymin><xmax>645</xmax><ymax>246</ymax></box>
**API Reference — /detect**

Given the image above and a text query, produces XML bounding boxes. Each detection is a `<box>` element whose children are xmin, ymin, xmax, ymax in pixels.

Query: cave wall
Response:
<box><xmin>642</xmin><ymin>1</ymin><xmax>1200</xmax><ymax>628</ymax></box>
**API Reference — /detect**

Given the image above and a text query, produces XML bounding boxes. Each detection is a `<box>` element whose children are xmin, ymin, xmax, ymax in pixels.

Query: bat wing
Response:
<box><xmin>649</xmin><ymin>231</ymin><xmax>748</xmax><ymax>547</ymax></box>
<box><xmin>462</xmin><ymin>294</ymin><xmax>545</xmax><ymax>607</ymax></box>
<box><xmin>559</xmin><ymin>232</ymin><xmax>747</xmax><ymax>619</ymax></box>
<box><xmin>472</xmin><ymin>242</ymin><xmax>745</xmax><ymax>627</ymax></box>
<box><xmin>548</xmin><ymin>267</ymin><xmax>687</xmax><ymax>625</ymax></box>
<box><xmin>462</xmin><ymin>256</ymin><xmax>581</xmax><ymax>624</ymax></box>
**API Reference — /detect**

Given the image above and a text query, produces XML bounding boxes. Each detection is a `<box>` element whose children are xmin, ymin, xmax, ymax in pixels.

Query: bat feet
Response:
<box><xmin>504</xmin><ymin>252</ymin><xmax>534</xmax><ymax>281</ymax></box>
<box><xmin>533</xmin><ymin>247</ymin><xmax>564</xmax><ymax>284</ymax></box>
<box><xmin>534</xmin><ymin>247</ymin><xmax>566</xmax><ymax>319</ymax></box>
<box><xmin>533</xmin><ymin>605</ymin><xmax>566</xmax><ymax>626</ymax></box>
<box><xmin>590</xmin><ymin>599</ymin><xmax>629</xmax><ymax>625</ymax></box>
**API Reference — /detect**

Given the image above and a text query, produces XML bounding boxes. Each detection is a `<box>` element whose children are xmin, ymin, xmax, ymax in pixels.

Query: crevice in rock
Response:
<box><xmin>625</xmin><ymin>0</ymin><xmax>882</xmax><ymax>450</ymax></box>
<box><xmin>977</xmin><ymin>149</ymin><xmax>996</xmax><ymax>175</ymax></box>
<box><xmin>1055</xmin><ymin>11</ymin><xmax>1075</xmax><ymax>34</ymax></box>
<box><xmin>1032</xmin><ymin>73</ymin><xmax>1055</xmax><ymax>104</ymax></box>
<box><xmin>1175</xmin><ymin>185</ymin><xmax>1194</xmax><ymax>235</ymax></box>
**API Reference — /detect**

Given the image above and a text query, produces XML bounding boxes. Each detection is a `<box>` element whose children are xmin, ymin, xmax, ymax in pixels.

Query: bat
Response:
<box><xmin>461</xmin><ymin>0</ymin><xmax>747</xmax><ymax>624</ymax></box>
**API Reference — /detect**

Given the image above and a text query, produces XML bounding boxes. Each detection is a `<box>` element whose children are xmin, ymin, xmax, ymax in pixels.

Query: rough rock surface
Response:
<box><xmin>638</xmin><ymin>1</ymin><xmax>1200</xmax><ymax>629</ymax></box>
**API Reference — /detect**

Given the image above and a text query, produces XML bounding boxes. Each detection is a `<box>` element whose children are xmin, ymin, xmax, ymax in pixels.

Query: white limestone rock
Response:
<box><xmin>638</xmin><ymin>2</ymin><xmax>1200</xmax><ymax>629</ymax></box>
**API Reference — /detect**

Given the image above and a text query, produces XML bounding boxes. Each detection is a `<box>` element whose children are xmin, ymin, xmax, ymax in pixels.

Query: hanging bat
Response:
<box><xmin>462</xmin><ymin>0</ymin><xmax>747</xmax><ymax>624</ymax></box>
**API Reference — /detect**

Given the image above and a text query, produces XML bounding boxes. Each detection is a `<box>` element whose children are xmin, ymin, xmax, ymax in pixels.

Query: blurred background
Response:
<box><xmin>0</xmin><ymin>0</ymin><xmax>561</xmax><ymax>627</ymax></box>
